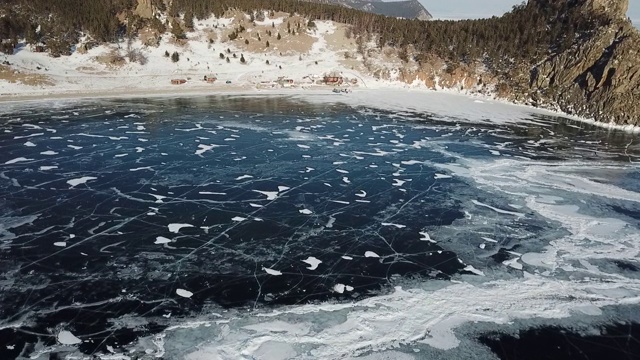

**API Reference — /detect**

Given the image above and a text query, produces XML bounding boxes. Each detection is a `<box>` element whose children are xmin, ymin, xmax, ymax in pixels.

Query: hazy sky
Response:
<box><xmin>419</xmin><ymin>0</ymin><xmax>640</xmax><ymax>23</ymax></box>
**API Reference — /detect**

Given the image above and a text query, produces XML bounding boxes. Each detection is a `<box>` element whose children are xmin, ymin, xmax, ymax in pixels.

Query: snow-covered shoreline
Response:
<box><xmin>3</xmin><ymin>85</ymin><xmax>640</xmax><ymax>135</ymax></box>
<box><xmin>2</xmin><ymin>12</ymin><xmax>638</xmax><ymax>134</ymax></box>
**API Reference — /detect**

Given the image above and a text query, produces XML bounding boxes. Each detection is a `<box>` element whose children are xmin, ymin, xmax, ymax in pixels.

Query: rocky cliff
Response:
<box><xmin>390</xmin><ymin>0</ymin><xmax>639</xmax><ymax>126</ymax></box>
<box><xmin>523</xmin><ymin>0</ymin><xmax>640</xmax><ymax>126</ymax></box>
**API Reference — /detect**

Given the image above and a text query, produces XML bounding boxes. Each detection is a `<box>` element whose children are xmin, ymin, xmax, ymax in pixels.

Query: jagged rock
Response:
<box><xmin>393</xmin><ymin>0</ymin><xmax>639</xmax><ymax>126</ymax></box>
<box><xmin>583</xmin><ymin>0</ymin><xmax>629</xmax><ymax>19</ymax></box>
<box><xmin>525</xmin><ymin>0</ymin><xmax>640</xmax><ymax>125</ymax></box>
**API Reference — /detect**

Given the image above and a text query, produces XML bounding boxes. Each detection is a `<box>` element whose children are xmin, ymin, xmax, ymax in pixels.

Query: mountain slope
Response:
<box><xmin>310</xmin><ymin>0</ymin><xmax>432</xmax><ymax>20</ymax></box>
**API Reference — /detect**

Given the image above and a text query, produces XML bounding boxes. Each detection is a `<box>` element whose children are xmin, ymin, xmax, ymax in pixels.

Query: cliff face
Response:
<box><xmin>524</xmin><ymin>0</ymin><xmax>640</xmax><ymax>125</ymax></box>
<box><xmin>389</xmin><ymin>0</ymin><xmax>639</xmax><ymax>126</ymax></box>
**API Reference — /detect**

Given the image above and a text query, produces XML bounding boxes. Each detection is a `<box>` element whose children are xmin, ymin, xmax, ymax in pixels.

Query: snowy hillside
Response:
<box><xmin>0</xmin><ymin>12</ymin><xmax>420</xmax><ymax>99</ymax></box>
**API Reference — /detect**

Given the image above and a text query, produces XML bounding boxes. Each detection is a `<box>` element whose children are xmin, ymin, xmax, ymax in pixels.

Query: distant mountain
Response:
<box><xmin>311</xmin><ymin>0</ymin><xmax>432</xmax><ymax>20</ymax></box>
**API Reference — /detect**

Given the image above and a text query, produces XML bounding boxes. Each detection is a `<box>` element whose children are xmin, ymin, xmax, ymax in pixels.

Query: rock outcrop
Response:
<box><xmin>523</xmin><ymin>0</ymin><xmax>640</xmax><ymax>125</ymax></box>
<box><xmin>391</xmin><ymin>0</ymin><xmax>639</xmax><ymax>126</ymax></box>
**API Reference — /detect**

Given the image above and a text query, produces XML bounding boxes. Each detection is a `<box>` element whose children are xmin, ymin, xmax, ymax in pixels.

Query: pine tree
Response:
<box><xmin>171</xmin><ymin>19</ymin><xmax>185</xmax><ymax>39</ymax></box>
<box><xmin>171</xmin><ymin>51</ymin><xmax>179</xmax><ymax>62</ymax></box>
<box><xmin>277</xmin><ymin>33</ymin><xmax>281</xmax><ymax>40</ymax></box>
<box><xmin>184</xmin><ymin>10</ymin><xmax>194</xmax><ymax>30</ymax></box>
<box><xmin>240</xmin><ymin>54</ymin><xmax>246</xmax><ymax>63</ymax></box>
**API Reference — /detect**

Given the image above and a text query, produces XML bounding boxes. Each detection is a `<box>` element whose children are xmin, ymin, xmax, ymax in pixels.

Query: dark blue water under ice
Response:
<box><xmin>0</xmin><ymin>95</ymin><xmax>639</xmax><ymax>359</ymax></box>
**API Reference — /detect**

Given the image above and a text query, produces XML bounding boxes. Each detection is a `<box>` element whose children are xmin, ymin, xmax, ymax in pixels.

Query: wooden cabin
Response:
<box><xmin>171</xmin><ymin>79</ymin><xmax>187</xmax><ymax>85</ymax></box>
<box><xmin>323</xmin><ymin>76</ymin><xmax>343</xmax><ymax>85</ymax></box>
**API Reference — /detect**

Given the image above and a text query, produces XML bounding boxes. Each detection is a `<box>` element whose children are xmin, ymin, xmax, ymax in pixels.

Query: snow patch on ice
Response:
<box><xmin>67</xmin><ymin>176</ymin><xmax>97</xmax><ymax>187</ymax></box>
<box><xmin>168</xmin><ymin>223</ymin><xmax>194</xmax><ymax>233</ymax></box>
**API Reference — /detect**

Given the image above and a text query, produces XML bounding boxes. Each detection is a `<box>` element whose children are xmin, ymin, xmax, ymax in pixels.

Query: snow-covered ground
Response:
<box><xmin>0</xmin><ymin>16</ymin><xmax>390</xmax><ymax>99</ymax></box>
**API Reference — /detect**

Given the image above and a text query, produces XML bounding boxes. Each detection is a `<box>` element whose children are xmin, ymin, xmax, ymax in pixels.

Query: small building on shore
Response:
<box><xmin>205</xmin><ymin>75</ymin><xmax>217</xmax><ymax>83</ymax></box>
<box><xmin>323</xmin><ymin>71</ymin><xmax>343</xmax><ymax>85</ymax></box>
<box><xmin>276</xmin><ymin>76</ymin><xmax>295</xmax><ymax>87</ymax></box>
<box><xmin>171</xmin><ymin>79</ymin><xmax>187</xmax><ymax>85</ymax></box>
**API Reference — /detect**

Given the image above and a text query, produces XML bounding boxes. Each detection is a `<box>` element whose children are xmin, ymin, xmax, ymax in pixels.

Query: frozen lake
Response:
<box><xmin>0</xmin><ymin>94</ymin><xmax>639</xmax><ymax>359</ymax></box>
